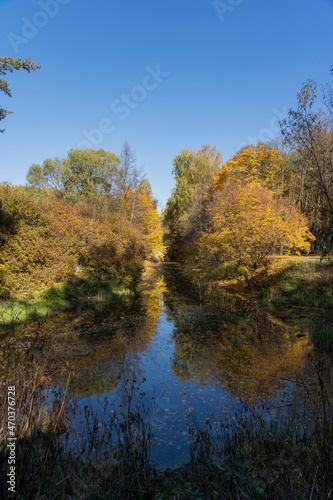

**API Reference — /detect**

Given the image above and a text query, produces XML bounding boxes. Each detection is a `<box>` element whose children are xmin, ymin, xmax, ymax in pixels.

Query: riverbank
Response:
<box><xmin>0</xmin><ymin>277</ymin><xmax>135</xmax><ymax>327</ymax></box>
<box><xmin>200</xmin><ymin>255</ymin><xmax>333</xmax><ymax>312</ymax></box>
<box><xmin>255</xmin><ymin>256</ymin><xmax>333</xmax><ymax>309</ymax></box>
<box><xmin>198</xmin><ymin>255</ymin><xmax>333</xmax><ymax>352</ymax></box>
<box><xmin>0</xmin><ymin>183</ymin><xmax>165</xmax><ymax>327</ymax></box>
<box><xmin>0</xmin><ymin>262</ymin><xmax>164</xmax><ymax>328</ymax></box>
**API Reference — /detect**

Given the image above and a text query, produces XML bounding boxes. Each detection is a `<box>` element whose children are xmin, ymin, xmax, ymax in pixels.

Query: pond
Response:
<box><xmin>4</xmin><ymin>264</ymin><xmax>312</xmax><ymax>468</ymax></box>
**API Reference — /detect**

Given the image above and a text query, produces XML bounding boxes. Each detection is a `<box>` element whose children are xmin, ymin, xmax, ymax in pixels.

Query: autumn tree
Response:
<box><xmin>214</xmin><ymin>144</ymin><xmax>291</xmax><ymax>196</ymax></box>
<box><xmin>0</xmin><ymin>184</ymin><xmax>148</xmax><ymax>298</ymax></box>
<box><xmin>25</xmin><ymin>145</ymin><xmax>166</xmax><ymax>262</ymax></box>
<box><xmin>280</xmin><ymin>76</ymin><xmax>333</xmax><ymax>254</ymax></box>
<box><xmin>199</xmin><ymin>182</ymin><xmax>314</xmax><ymax>280</ymax></box>
<box><xmin>0</xmin><ymin>57</ymin><xmax>40</xmax><ymax>132</ymax></box>
<box><xmin>126</xmin><ymin>179</ymin><xmax>166</xmax><ymax>259</ymax></box>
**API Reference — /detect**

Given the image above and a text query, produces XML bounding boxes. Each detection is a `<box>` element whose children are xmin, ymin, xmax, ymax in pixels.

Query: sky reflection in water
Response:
<box><xmin>42</xmin><ymin>265</ymin><xmax>310</xmax><ymax>467</ymax></box>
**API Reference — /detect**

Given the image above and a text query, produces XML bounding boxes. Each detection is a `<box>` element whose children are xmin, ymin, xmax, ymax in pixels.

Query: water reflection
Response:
<box><xmin>161</xmin><ymin>265</ymin><xmax>310</xmax><ymax>402</ymax></box>
<box><xmin>1</xmin><ymin>277</ymin><xmax>165</xmax><ymax>398</ymax></box>
<box><xmin>1</xmin><ymin>266</ymin><xmax>310</xmax><ymax>403</ymax></box>
<box><xmin>170</xmin><ymin>308</ymin><xmax>309</xmax><ymax>401</ymax></box>
<box><xmin>0</xmin><ymin>264</ymin><xmax>313</xmax><ymax>467</ymax></box>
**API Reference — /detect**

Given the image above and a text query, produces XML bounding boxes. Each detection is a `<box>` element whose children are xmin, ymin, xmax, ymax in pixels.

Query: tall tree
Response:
<box><xmin>0</xmin><ymin>57</ymin><xmax>40</xmax><ymax>132</ymax></box>
<box><xmin>280</xmin><ymin>77</ymin><xmax>333</xmax><ymax>253</ymax></box>
<box><xmin>118</xmin><ymin>141</ymin><xmax>142</xmax><ymax>218</ymax></box>
<box><xmin>323</xmin><ymin>65</ymin><xmax>333</xmax><ymax>116</ymax></box>
<box><xmin>26</xmin><ymin>148</ymin><xmax>120</xmax><ymax>200</ymax></box>
<box><xmin>125</xmin><ymin>179</ymin><xmax>166</xmax><ymax>259</ymax></box>
<box><xmin>164</xmin><ymin>145</ymin><xmax>223</xmax><ymax>257</ymax></box>
<box><xmin>214</xmin><ymin>144</ymin><xmax>290</xmax><ymax>196</ymax></box>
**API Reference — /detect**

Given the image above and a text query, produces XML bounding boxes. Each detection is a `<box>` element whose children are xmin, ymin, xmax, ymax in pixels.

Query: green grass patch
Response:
<box><xmin>0</xmin><ymin>278</ymin><xmax>134</xmax><ymax>326</ymax></box>
<box><xmin>255</xmin><ymin>257</ymin><xmax>333</xmax><ymax>310</ymax></box>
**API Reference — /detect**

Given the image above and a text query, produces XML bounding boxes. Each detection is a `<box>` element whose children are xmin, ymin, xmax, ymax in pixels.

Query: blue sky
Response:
<box><xmin>0</xmin><ymin>0</ymin><xmax>332</xmax><ymax>207</ymax></box>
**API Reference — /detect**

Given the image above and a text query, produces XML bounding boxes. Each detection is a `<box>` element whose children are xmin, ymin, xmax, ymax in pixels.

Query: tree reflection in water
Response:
<box><xmin>162</xmin><ymin>265</ymin><xmax>310</xmax><ymax>403</ymax></box>
<box><xmin>0</xmin><ymin>265</ymin><xmax>313</xmax><ymax>467</ymax></box>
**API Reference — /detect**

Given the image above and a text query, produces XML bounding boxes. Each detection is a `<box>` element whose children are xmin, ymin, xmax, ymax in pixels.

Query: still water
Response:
<box><xmin>35</xmin><ymin>264</ymin><xmax>311</xmax><ymax>467</ymax></box>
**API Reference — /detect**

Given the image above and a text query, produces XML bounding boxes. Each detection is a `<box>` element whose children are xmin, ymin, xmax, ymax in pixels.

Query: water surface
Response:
<box><xmin>14</xmin><ymin>265</ymin><xmax>312</xmax><ymax>467</ymax></box>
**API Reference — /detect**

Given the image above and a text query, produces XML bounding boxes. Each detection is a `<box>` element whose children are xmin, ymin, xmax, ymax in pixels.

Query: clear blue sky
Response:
<box><xmin>1</xmin><ymin>0</ymin><xmax>332</xmax><ymax>207</ymax></box>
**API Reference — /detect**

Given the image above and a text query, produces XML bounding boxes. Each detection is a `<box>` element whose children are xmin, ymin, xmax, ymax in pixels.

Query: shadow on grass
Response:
<box><xmin>0</xmin><ymin>276</ymin><xmax>134</xmax><ymax>330</ymax></box>
<box><xmin>254</xmin><ymin>258</ymin><xmax>333</xmax><ymax>310</ymax></box>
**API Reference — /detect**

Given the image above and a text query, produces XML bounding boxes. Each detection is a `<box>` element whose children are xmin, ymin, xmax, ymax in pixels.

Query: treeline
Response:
<box><xmin>0</xmin><ymin>142</ymin><xmax>165</xmax><ymax>300</ymax></box>
<box><xmin>164</xmin><ymin>67</ymin><xmax>333</xmax><ymax>278</ymax></box>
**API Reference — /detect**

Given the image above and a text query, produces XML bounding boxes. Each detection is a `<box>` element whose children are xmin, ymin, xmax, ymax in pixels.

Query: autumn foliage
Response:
<box><xmin>0</xmin><ymin>143</ymin><xmax>167</xmax><ymax>300</ymax></box>
<box><xmin>164</xmin><ymin>143</ymin><xmax>315</xmax><ymax>279</ymax></box>
<box><xmin>0</xmin><ymin>184</ymin><xmax>147</xmax><ymax>299</ymax></box>
<box><xmin>200</xmin><ymin>181</ymin><xmax>314</xmax><ymax>273</ymax></box>
<box><xmin>213</xmin><ymin>145</ymin><xmax>287</xmax><ymax>193</ymax></box>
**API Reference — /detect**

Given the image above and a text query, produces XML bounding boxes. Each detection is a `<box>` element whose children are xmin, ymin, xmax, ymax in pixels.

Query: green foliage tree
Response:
<box><xmin>26</xmin><ymin>148</ymin><xmax>120</xmax><ymax>200</ymax></box>
<box><xmin>64</xmin><ymin>148</ymin><xmax>120</xmax><ymax>199</ymax></box>
<box><xmin>164</xmin><ymin>145</ymin><xmax>222</xmax><ymax>257</ymax></box>
<box><xmin>27</xmin><ymin>158</ymin><xmax>65</xmax><ymax>190</ymax></box>
<box><xmin>0</xmin><ymin>57</ymin><xmax>40</xmax><ymax>132</ymax></box>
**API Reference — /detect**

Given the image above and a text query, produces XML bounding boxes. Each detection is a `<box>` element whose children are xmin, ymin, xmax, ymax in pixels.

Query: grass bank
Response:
<box><xmin>0</xmin><ymin>277</ymin><xmax>134</xmax><ymax>327</ymax></box>
<box><xmin>198</xmin><ymin>255</ymin><xmax>333</xmax><ymax>357</ymax></box>
<box><xmin>252</xmin><ymin>256</ymin><xmax>333</xmax><ymax>310</ymax></box>
<box><xmin>198</xmin><ymin>256</ymin><xmax>333</xmax><ymax>312</ymax></box>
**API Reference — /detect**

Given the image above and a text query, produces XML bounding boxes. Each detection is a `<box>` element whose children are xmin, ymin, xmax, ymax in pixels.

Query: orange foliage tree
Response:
<box><xmin>0</xmin><ymin>184</ymin><xmax>147</xmax><ymax>299</ymax></box>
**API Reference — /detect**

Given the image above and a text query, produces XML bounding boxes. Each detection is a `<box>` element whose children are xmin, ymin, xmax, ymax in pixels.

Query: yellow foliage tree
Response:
<box><xmin>122</xmin><ymin>182</ymin><xmax>166</xmax><ymax>260</ymax></box>
<box><xmin>200</xmin><ymin>182</ymin><xmax>314</xmax><ymax>275</ymax></box>
<box><xmin>213</xmin><ymin>144</ymin><xmax>290</xmax><ymax>195</ymax></box>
